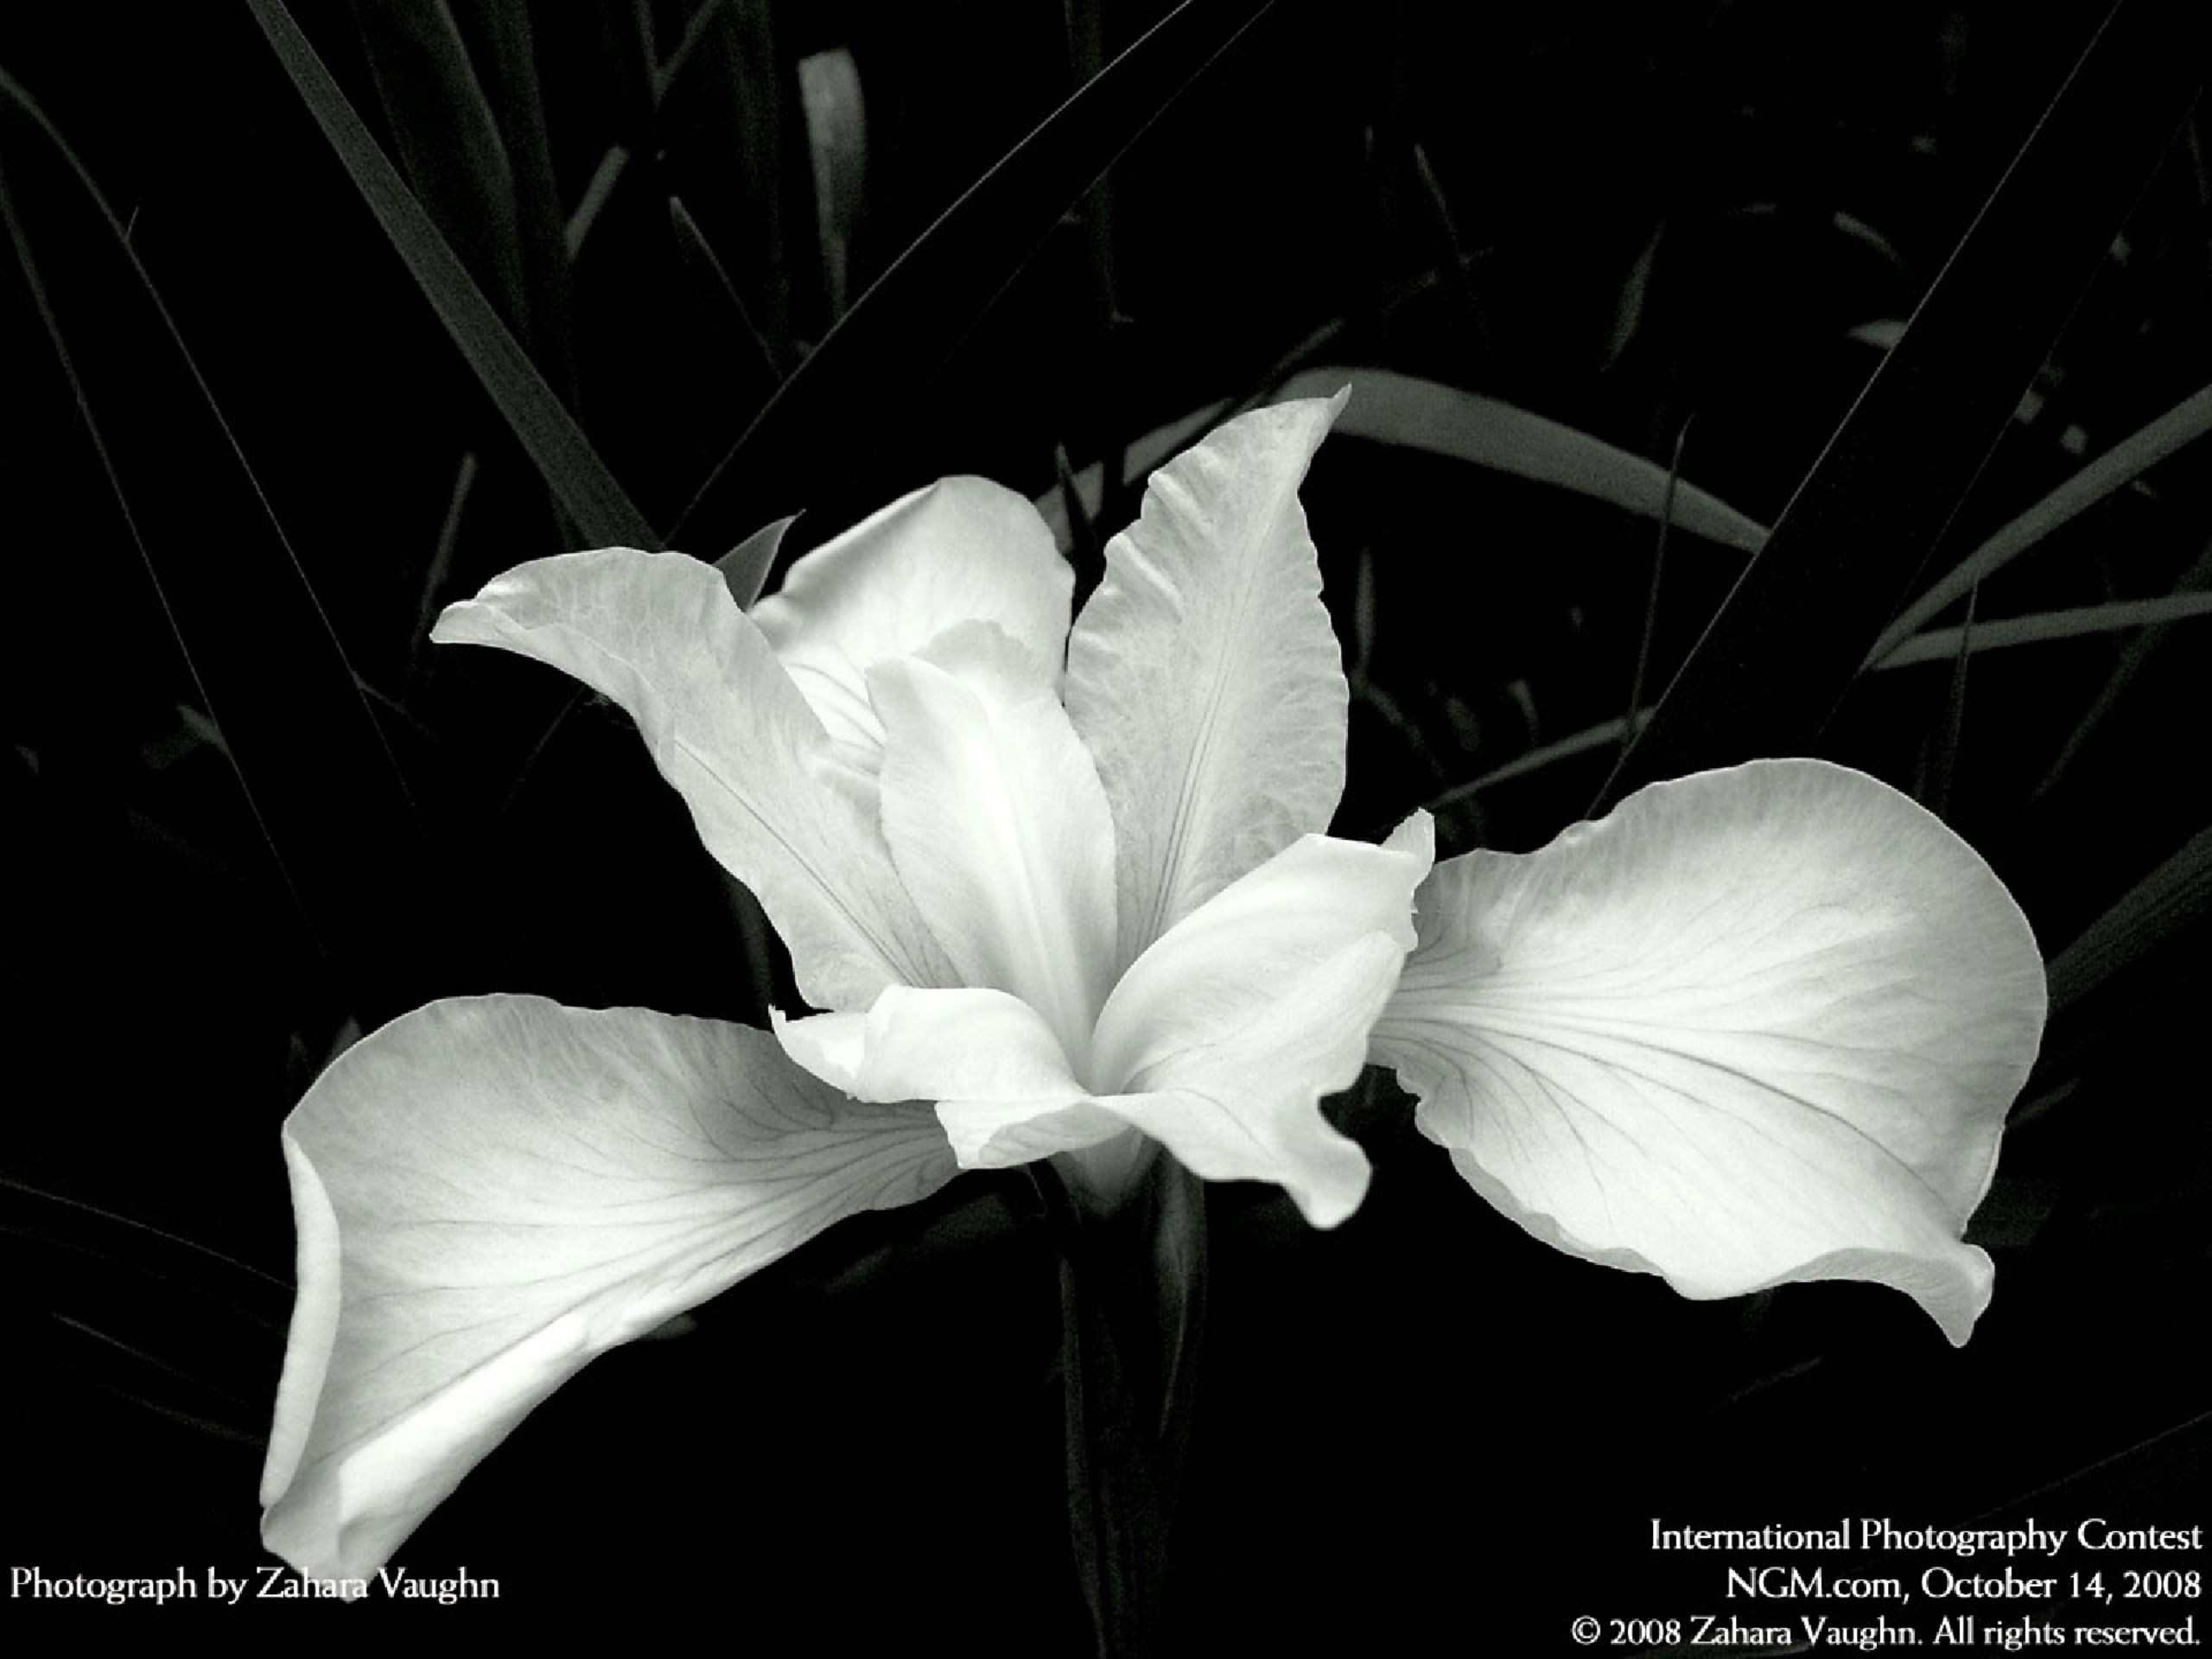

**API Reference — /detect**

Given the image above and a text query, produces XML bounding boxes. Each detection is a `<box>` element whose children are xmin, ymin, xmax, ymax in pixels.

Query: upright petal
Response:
<box><xmin>1369</xmin><ymin>760</ymin><xmax>2046</xmax><ymax>1343</ymax></box>
<box><xmin>868</xmin><ymin>623</ymin><xmax>1120</xmax><ymax>1068</ymax></box>
<box><xmin>753</xmin><ymin>478</ymin><xmax>1074</xmax><ymax>758</ymax></box>
<box><xmin>260</xmin><ymin>996</ymin><xmax>955</xmax><ymax>1582</ymax></box>
<box><xmin>435</xmin><ymin>549</ymin><xmax>954</xmax><ymax>1009</ymax></box>
<box><xmin>779</xmin><ymin>818</ymin><xmax>1433</xmax><ymax>1227</ymax></box>
<box><xmin>1065</xmin><ymin>395</ymin><xmax>1351</xmax><ymax>965</ymax></box>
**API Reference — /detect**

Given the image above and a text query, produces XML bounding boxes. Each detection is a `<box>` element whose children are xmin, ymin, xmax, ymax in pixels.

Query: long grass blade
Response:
<box><xmin>2031</xmin><ymin>534</ymin><xmax>2212</xmax><ymax>801</ymax></box>
<box><xmin>0</xmin><ymin>1174</ymin><xmax>289</xmax><ymax>1301</ymax></box>
<box><xmin>1626</xmin><ymin>417</ymin><xmax>1693</xmax><ymax>736</ymax></box>
<box><xmin>654</xmin><ymin>0</ymin><xmax>731</xmax><ymax>105</ymax></box>
<box><xmin>0</xmin><ymin>69</ymin><xmax>450</xmax><ymax>1024</ymax></box>
<box><xmin>349</xmin><ymin>0</ymin><xmax>531</xmax><ymax>333</ymax></box>
<box><xmin>41</xmin><ymin>1313</ymin><xmax>265</xmax><ymax>1445</ymax></box>
<box><xmin>1877</xmin><ymin>592</ymin><xmax>2212</xmax><ymax>667</ymax></box>
<box><xmin>1919</xmin><ymin>582</ymin><xmax>1976</xmax><ymax>817</ymax></box>
<box><xmin>2046</xmin><ymin>822</ymin><xmax>2212</xmax><ymax>1012</ymax></box>
<box><xmin>565</xmin><ymin>143</ymin><xmax>630</xmax><ymax>260</ymax></box>
<box><xmin>668</xmin><ymin>191</ymin><xmax>783</xmax><ymax>391</ymax></box>
<box><xmin>405</xmin><ymin>451</ymin><xmax>480</xmax><ymax>696</ymax></box>
<box><xmin>1595</xmin><ymin>0</ymin><xmax>2211</xmax><ymax>811</ymax></box>
<box><xmin>1277</xmin><ymin>368</ymin><xmax>1768</xmax><ymax>552</ymax></box>
<box><xmin>1037</xmin><ymin>369</ymin><xmax>1769</xmax><ymax>554</ymax></box>
<box><xmin>1418</xmin><ymin>587</ymin><xmax>2212</xmax><ymax>811</ymax></box>
<box><xmin>1407</xmin><ymin>143</ymin><xmax>1499</xmax><ymax>386</ymax></box>
<box><xmin>1427</xmin><ymin>711</ymin><xmax>1653</xmax><ymax>807</ymax></box>
<box><xmin>245</xmin><ymin>0</ymin><xmax>657</xmax><ymax>550</ymax></box>
<box><xmin>1037</xmin><ymin>398</ymin><xmax>1225</xmax><ymax>547</ymax></box>
<box><xmin>1869</xmin><ymin>382</ymin><xmax>2212</xmax><ymax>662</ymax></box>
<box><xmin>470</xmin><ymin>3</ymin><xmax>580</xmax><ymax>403</ymax></box>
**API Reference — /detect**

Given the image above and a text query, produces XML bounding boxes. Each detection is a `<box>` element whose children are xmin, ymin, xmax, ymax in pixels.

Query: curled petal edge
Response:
<box><xmin>1370</xmin><ymin>759</ymin><xmax>2046</xmax><ymax>1344</ymax></box>
<box><xmin>433</xmin><ymin>549</ymin><xmax>954</xmax><ymax>1010</ymax></box>
<box><xmin>259</xmin><ymin>996</ymin><xmax>955</xmax><ymax>1582</ymax></box>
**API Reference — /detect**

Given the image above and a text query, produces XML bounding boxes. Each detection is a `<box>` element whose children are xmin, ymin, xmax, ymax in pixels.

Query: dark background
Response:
<box><xmin>2</xmin><ymin>1</ymin><xmax>2204</xmax><ymax>1648</ymax></box>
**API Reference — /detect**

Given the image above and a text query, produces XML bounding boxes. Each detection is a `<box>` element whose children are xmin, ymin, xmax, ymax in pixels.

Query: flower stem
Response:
<box><xmin>1038</xmin><ymin>1152</ymin><xmax>1209</xmax><ymax>1659</ymax></box>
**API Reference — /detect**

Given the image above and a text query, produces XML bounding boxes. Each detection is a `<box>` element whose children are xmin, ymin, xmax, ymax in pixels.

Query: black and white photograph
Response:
<box><xmin>2</xmin><ymin>2</ymin><xmax>2205</xmax><ymax>1649</ymax></box>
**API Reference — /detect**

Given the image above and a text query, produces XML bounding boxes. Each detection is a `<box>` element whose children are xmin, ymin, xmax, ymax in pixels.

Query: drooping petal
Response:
<box><xmin>753</xmin><ymin>478</ymin><xmax>1073</xmax><ymax>757</ymax></box>
<box><xmin>775</xmin><ymin>817</ymin><xmax>1431</xmax><ymax>1226</ymax></box>
<box><xmin>1089</xmin><ymin>815</ymin><xmax>1433</xmax><ymax>1228</ymax></box>
<box><xmin>868</xmin><ymin>622</ymin><xmax>1120</xmax><ymax>1066</ymax></box>
<box><xmin>260</xmin><ymin>995</ymin><xmax>955</xmax><ymax>1582</ymax></box>
<box><xmin>778</xmin><ymin>987</ymin><xmax>1129</xmax><ymax>1167</ymax></box>
<box><xmin>1368</xmin><ymin>760</ymin><xmax>2046</xmax><ymax>1343</ymax></box>
<box><xmin>1092</xmin><ymin>814</ymin><xmax>1433</xmax><ymax>1090</ymax></box>
<box><xmin>1065</xmin><ymin>395</ymin><xmax>1351</xmax><ymax>966</ymax></box>
<box><xmin>1109</xmin><ymin>931</ymin><xmax>1409</xmax><ymax>1229</ymax></box>
<box><xmin>434</xmin><ymin>549</ymin><xmax>954</xmax><ymax>1010</ymax></box>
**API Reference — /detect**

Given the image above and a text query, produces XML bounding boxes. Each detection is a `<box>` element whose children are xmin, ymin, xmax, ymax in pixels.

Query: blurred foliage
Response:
<box><xmin>1</xmin><ymin>0</ymin><xmax>2206</xmax><ymax>1648</ymax></box>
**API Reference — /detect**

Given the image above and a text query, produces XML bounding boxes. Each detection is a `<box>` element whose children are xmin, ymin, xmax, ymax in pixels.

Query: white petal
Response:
<box><xmin>260</xmin><ymin>996</ymin><xmax>955</xmax><ymax>1580</ymax></box>
<box><xmin>1093</xmin><ymin>815</ymin><xmax>1432</xmax><ymax>1090</ymax></box>
<box><xmin>753</xmin><ymin>478</ymin><xmax>1073</xmax><ymax>757</ymax></box>
<box><xmin>779</xmin><ymin>988</ymin><xmax>1127</xmax><ymax>1166</ymax></box>
<box><xmin>868</xmin><ymin>623</ymin><xmax>1119</xmax><ymax>1066</ymax></box>
<box><xmin>1065</xmin><ymin>396</ymin><xmax>1351</xmax><ymax>965</ymax></box>
<box><xmin>1087</xmin><ymin>815</ymin><xmax>1433</xmax><ymax>1228</ymax></box>
<box><xmin>774</xmin><ymin>811</ymin><xmax>1429</xmax><ymax>1228</ymax></box>
<box><xmin>434</xmin><ymin>549</ymin><xmax>954</xmax><ymax>1009</ymax></box>
<box><xmin>1109</xmin><ymin>931</ymin><xmax>1410</xmax><ymax>1230</ymax></box>
<box><xmin>1369</xmin><ymin>760</ymin><xmax>2047</xmax><ymax>1343</ymax></box>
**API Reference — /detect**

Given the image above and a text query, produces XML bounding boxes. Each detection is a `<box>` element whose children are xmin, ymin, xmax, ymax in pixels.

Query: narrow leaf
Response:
<box><xmin>798</xmin><ymin>48</ymin><xmax>868</xmax><ymax>315</ymax></box>
<box><xmin>245</xmin><ymin>0</ymin><xmax>657</xmax><ymax>550</ymax></box>
<box><xmin>1870</xmin><ymin>382</ymin><xmax>2212</xmax><ymax>663</ymax></box>
<box><xmin>2032</xmin><ymin>535</ymin><xmax>2212</xmax><ymax>801</ymax></box>
<box><xmin>1427</xmin><ymin>712</ymin><xmax>1650</xmax><ymax>806</ymax></box>
<box><xmin>668</xmin><ymin>191</ymin><xmax>782</xmax><ymax>392</ymax></box>
<box><xmin>1877</xmin><ymin>592</ymin><xmax>2212</xmax><ymax>667</ymax></box>
<box><xmin>715</xmin><ymin>512</ymin><xmax>796</xmax><ymax>610</ymax></box>
<box><xmin>564</xmin><ymin>143</ymin><xmax>629</xmax><ymax>260</ymax></box>
<box><xmin>654</xmin><ymin>0</ymin><xmax>800</xmax><ymax>354</ymax></box>
<box><xmin>652</xmin><ymin>0</ymin><xmax>731</xmax><ymax>105</ymax></box>
<box><xmin>467</xmin><ymin>3</ymin><xmax>580</xmax><ymax>404</ymax></box>
<box><xmin>1598</xmin><ymin>0</ymin><xmax>2212</xmax><ymax>810</ymax></box>
<box><xmin>0</xmin><ymin>68</ymin><xmax>452</xmax><ymax>1024</ymax></box>
<box><xmin>2046</xmin><ymin>823</ymin><xmax>2212</xmax><ymax>1012</ymax></box>
<box><xmin>348</xmin><ymin>0</ymin><xmax>531</xmax><ymax>334</ymax></box>
<box><xmin>1037</xmin><ymin>399</ymin><xmax>1224</xmax><ymax>550</ymax></box>
<box><xmin>404</xmin><ymin>453</ymin><xmax>480</xmax><ymax>698</ymax></box>
<box><xmin>1038</xmin><ymin>369</ymin><xmax>1770</xmax><ymax>556</ymax></box>
<box><xmin>1276</xmin><ymin>368</ymin><xmax>1769</xmax><ymax>553</ymax></box>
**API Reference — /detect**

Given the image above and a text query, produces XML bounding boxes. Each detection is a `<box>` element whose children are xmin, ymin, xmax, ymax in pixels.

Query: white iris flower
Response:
<box><xmin>257</xmin><ymin>397</ymin><xmax>2045</xmax><ymax>1582</ymax></box>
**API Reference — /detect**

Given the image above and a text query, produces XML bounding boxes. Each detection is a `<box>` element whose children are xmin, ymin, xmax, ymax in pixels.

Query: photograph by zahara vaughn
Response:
<box><xmin>2</xmin><ymin>0</ymin><xmax>2206</xmax><ymax>1650</ymax></box>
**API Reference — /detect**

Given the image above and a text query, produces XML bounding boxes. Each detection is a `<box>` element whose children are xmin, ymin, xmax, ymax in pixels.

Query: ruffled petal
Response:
<box><xmin>1368</xmin><ymin>760</ymin><xmax>2046</xmax><ymax>1343</ymax></box>
<box><xmin>1109</xmin><ymin>931</ymin><xmax>1410</xmax><ymax>1229</ymax></box>
<box><xmin>434</xmin><ymin>549</ymin><xmax>954</xmax><ymax>1010</ymax></box>
<box><xmin>1065</xmin><ymin>396</ymin><xmax>1351</xmax><ymax>967</ymax></box>
<box><xmin>1093</xmin><ymin>815</ymin><xmax>1433</xmax><ymax>1090</ymax></box>
<box><xmin>868</xmin><ymin>623</ymin><xmax>1119</xmax><ymax>1065</ymax></box>
<box><xmin>753</xmin><ymin>478</ymin><xmax>1072</xmax><ymax>757</ymax></box>
<box><xmin>1085</xmin><ymin>815</ymin><xmax>1433</xmax><ymax>1228</ymax></box>
<box><xmin>260</xmin><ymin>996</ymin><xmax>955</xmax><ymax>1581</ymax></box>
<box><xmin>774</xmin><ymin>819</ymin><xmax>1429</xmax><ymax>1225</ymax></box>
<box><xmin>777</xmin><ymin>988</ymin><xmax>1128</xmax><ymax>1166</ymax></box>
